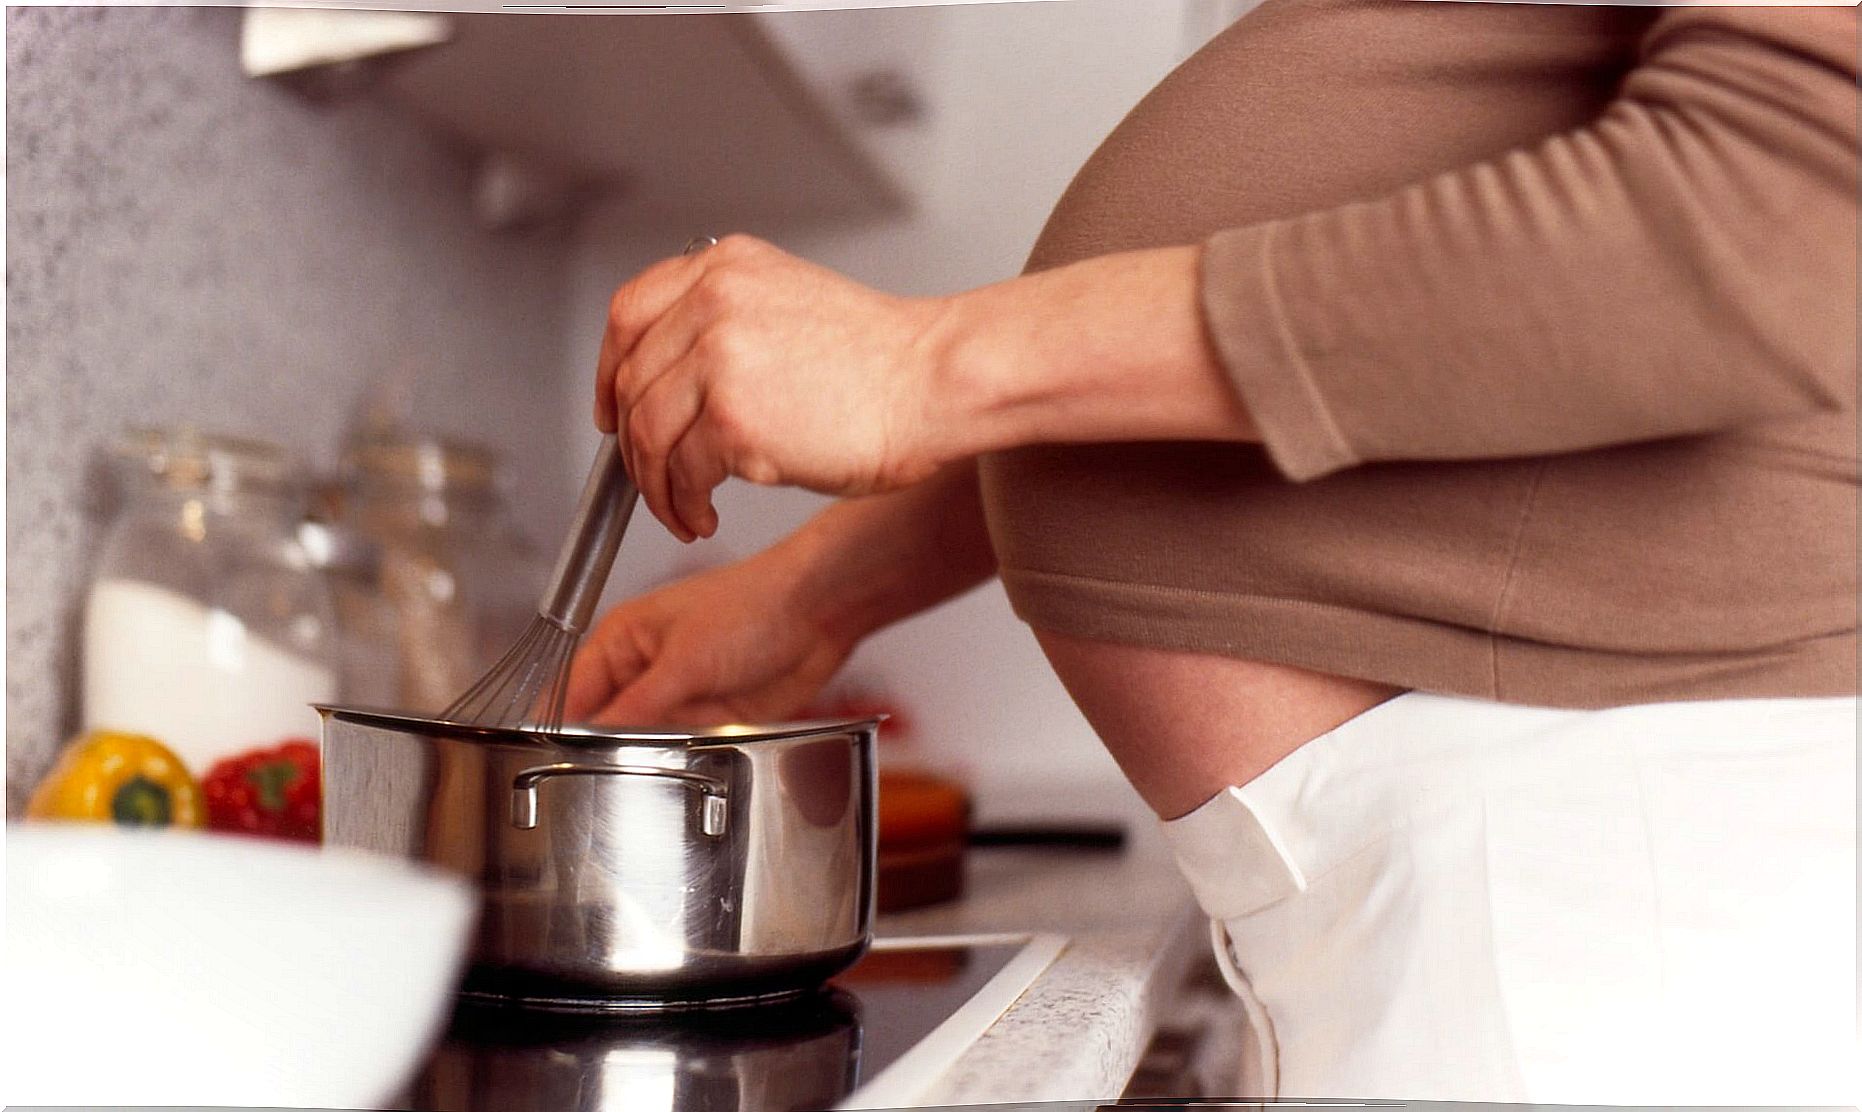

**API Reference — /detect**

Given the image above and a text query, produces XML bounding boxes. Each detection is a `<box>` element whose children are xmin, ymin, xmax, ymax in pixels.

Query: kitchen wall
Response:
<box><xmin>5</xmin><ymin>7</ymin><xmax>573</xmax><ymax>813</ymax></box>
<box><xmin>557</xmin><ymin>0</ymin><xmax>1216</xmax><ymax>818</ymax></box>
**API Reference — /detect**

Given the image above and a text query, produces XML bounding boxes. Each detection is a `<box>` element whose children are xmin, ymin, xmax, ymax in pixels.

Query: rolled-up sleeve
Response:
<box><xmin>1201</xmin><ymin>7</ymin><xmax>1858</xmax><ymax>482</ymax></box>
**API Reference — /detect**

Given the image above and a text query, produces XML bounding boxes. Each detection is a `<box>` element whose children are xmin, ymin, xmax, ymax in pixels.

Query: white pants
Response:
<box><xmin>1160</xmin><ymin>692</ymin><xmax>1858</xmax><ymax>1105</ymax></box>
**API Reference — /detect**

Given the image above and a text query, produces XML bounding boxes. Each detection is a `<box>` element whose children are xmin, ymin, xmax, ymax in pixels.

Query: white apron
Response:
<box><xmin>1161</xmin><ymin>692</ymin><xmax>1859</xmax><ymax>1104</ymax></box>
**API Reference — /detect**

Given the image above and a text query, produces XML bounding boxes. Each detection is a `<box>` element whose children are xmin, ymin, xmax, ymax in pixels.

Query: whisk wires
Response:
<box><xmin>439</xmin><ymin>616</ymin><xmax>580</xmax><ymax>733</ymax></box>
<box><xmin>441</xmin><ymin>240</ymin><xmax>710</xmax><ymax>735</ymax></box>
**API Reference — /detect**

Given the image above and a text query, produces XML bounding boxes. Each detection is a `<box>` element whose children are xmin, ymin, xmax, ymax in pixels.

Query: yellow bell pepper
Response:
<box><xmin>26</xmin><ymin>731</ymin><xmax>205</xmax><ymax>828</ymax></box>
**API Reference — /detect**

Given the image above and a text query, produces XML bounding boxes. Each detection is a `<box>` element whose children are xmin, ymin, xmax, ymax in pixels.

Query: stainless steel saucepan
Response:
<box><xmin>317</xmin><ymin>706</ymin><xmax>879</xmax><ymax>1009</ymax></box>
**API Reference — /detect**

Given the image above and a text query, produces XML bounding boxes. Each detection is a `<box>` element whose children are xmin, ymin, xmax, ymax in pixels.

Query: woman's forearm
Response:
<box><xmin>935</xmin><ymin>245</ymin><xmax>1258</xmax><ymax>459</ymax></box>
<box><xmin>742</xmin><ymin>248</ymin><xmax>1245</xmax><ymax>645</ymax></box>
<box><xmin>771</xmin><ymin>461</ymin><xmax>997</xmax><ymax>647</ymax></box>
<box><xmin>592</xmin><ymin>237</ymin><xmax>1259</xmax><ymax>541</ymax></box>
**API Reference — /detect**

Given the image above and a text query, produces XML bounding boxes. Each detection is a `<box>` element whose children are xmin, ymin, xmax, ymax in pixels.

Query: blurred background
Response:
<box><xmin>6</xmin><ymin>0</ymin><xmax>1256</xmax><ymax>820</ymax></box>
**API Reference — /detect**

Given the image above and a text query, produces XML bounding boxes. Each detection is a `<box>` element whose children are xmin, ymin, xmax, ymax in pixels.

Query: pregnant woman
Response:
<box><xmin>565</xmin><ymin>2</ymin><xmax>1858</xmax><ymax>1101</ymax></box>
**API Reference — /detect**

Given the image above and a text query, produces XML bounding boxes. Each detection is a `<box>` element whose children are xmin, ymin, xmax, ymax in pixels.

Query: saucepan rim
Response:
<box><xmin>313</xmin><ymin>704</ymin><xmax>883</xmax><ymax>750</ymax></box>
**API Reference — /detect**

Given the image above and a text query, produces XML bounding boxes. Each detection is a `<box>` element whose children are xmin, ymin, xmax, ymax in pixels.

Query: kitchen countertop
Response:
<box><xmin>873</xmin><ymin>799</ymin><xmax>1208</xmax><ymax>1105</ymax></box>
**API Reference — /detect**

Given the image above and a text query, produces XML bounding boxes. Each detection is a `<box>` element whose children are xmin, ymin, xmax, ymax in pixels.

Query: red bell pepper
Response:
<box><xmin>201</xmin><ymin>739</ymin><xmax>321</xmax><ymax>843</ymax></box>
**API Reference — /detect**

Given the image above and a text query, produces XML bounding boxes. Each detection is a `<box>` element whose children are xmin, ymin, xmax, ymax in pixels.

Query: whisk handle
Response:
<box><xmin>540</xmin><ymin>237</ymin><xmax>714</xmax><ymax>636</ymax></box>
<box><xmin>539</xmin><ymin>435</ymin><xmax>638</xmax><ymax>634</ymax></box>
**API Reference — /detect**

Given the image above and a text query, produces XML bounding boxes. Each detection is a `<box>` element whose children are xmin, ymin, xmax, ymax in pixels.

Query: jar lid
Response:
<box><xmin>342</xmin><ymin>434</ymin><xmax>499</xmax><ymax>496</ymax></box>
<box><xmin>111</xmin><ymin>426</ymin><xmax>305</xmax><ymax>496</ymax></box>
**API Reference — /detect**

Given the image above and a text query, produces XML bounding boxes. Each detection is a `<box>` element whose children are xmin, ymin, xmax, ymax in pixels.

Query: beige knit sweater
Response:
<box><xmin>980</xmin><ymin>1</ymin><xmax>1858</xmax><ymax>706</ymax></box>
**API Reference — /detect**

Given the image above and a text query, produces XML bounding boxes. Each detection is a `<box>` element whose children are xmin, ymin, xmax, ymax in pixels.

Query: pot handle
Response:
<box><xmin>511</xmin><ymin>763</ymin><xmax>730</xmax><ymax>836</ymax></box>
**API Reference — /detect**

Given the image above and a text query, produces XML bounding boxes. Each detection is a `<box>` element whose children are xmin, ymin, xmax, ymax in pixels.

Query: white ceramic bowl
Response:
<box><xmin>4</xmin><ymin>823</ymin><xmax>477</xmax><ymax>1108</ymax></box>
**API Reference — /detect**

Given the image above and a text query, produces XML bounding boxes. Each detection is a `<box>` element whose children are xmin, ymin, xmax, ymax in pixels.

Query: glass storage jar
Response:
<box><xmin>332</xmin><ymin>434</ymin><xmax>546</xmax><ymax>716</ymax></box>
<box><xmin>81</xmin><ymin>428</ymin><xmax>339</xmax><ymax>779</ymax></box>
<box><xmin>298</xmin><ymin>516</ymin><xmax>400</xmax><ymax>712</ymax></box>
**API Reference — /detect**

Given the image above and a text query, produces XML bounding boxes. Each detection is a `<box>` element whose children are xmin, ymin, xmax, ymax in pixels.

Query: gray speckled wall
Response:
<box><xmin>6</xmin><ymin>7</ymin><xmax>572</xmax><ymax>812</ymax></box>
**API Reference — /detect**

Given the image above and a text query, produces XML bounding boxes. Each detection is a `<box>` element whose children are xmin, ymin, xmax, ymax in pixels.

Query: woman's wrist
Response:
<box><xmin>929</xmin><ymin>245</ymin><xmax>1256</xmax><ymax>458</ymax></box>
<box><xmin>762</xmin><ymin>521</ymin><xmax>870</xmax><ymax>651</ymax></box>
<box><xmin>765</xmin><ymin>465</ymin><xmax>996</xmax><ymax>649</ymax></box>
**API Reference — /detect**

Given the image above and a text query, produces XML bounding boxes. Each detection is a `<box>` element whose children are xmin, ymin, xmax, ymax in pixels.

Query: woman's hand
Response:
<box><xmin>596</xmin><ymin>235</ymin><xmax>965</xmax><ymax>541</ymax></box>
<box><xmin>564</xmin><ymin>463</ymin><xmax>998</xmax><ymax>726</ymax></box>
<box><xmin>596</xmin><ymin>234</ymin><xmax>1255</xmax><ymax>541</ymax></box>
<box><xmin>562</xmin><ymin>548</ymin><xmax>854</xmax><ymax>726</ymax></box>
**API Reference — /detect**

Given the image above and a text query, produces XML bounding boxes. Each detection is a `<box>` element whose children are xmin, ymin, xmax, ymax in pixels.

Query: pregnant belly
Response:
<box><xmin>1034</xmin><ymin>628</ymin><xmax>1403</xmax><ymax>819</ymax></box>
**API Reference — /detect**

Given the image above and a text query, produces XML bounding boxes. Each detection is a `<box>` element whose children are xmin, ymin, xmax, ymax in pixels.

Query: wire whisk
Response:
<box><xmin>441</xmin><ymin>236</ymin><xmax>716</xmax><ymax>732</ymax></box>
<box><xmin>439</xmin><ymin>435</ymin><xmax>637</xmax><ymax>732</ymax></box>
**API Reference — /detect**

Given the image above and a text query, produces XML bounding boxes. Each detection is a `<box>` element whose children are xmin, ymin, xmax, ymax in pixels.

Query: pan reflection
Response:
<box><xmin>411</xmin><ymin>988</ymin><xmax>863</xmax><ymax>1112</ymax></box>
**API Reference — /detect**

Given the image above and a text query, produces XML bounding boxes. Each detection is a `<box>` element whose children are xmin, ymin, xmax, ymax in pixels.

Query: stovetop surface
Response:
<box><xmin>400</xmin><ymin>939</ymin><xmax>1025</xmax><ymax>1112</ymax></box>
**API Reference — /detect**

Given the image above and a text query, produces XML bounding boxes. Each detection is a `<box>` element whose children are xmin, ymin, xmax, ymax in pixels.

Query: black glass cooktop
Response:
<box><xmin>399</xmin><ymin>938</ymin><xmax>1027</xmax><ymax>1112</ymax></box>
